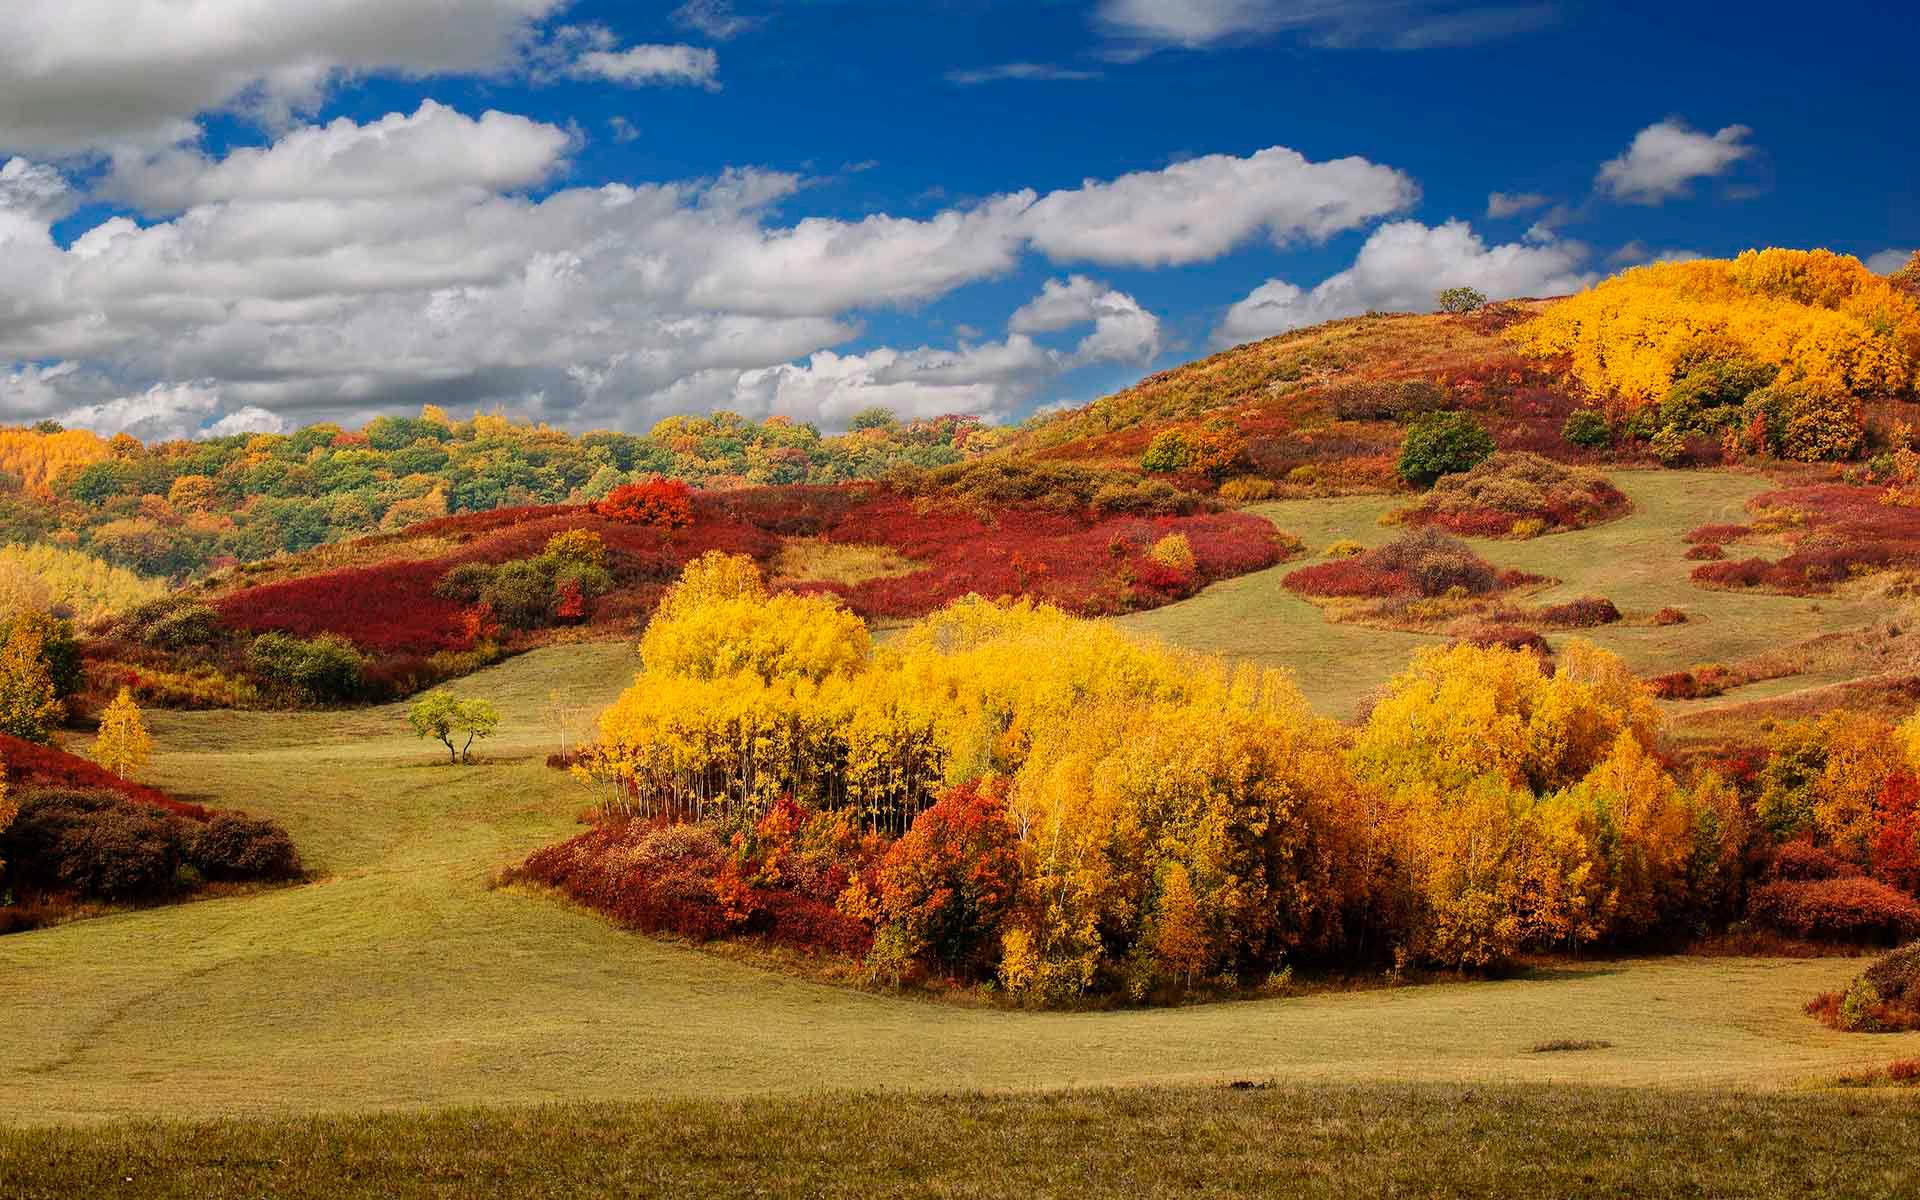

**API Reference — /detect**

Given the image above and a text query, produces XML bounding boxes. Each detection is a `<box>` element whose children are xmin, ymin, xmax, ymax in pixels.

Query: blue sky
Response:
<box><xmin>0</xmin><ymin>0</ymin><xmax>1913</xmax><ymax>440</ymax></box>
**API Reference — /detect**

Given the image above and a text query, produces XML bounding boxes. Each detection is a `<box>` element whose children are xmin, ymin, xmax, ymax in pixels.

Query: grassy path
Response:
<box><xmin>1120</xmin><ymin>470</ymin><xmax>1880</xmax><ymax>717</ymax></box>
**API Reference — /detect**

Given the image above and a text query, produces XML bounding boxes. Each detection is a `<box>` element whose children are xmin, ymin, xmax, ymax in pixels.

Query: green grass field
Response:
<box><xmin>1121</xmin><ymin>469</ymin><xmax>1881</xmax><ymax>717</ymax></box>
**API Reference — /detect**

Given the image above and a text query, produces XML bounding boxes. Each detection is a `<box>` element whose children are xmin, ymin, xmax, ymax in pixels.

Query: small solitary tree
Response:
<box><xmin>408</xmin><ymin>691</ymin><xmax>501</xmax><ymax>764</ymax></box>
<box><xmin>1437</xmin><ymin>285</ymin><xmax>1489</xmax><ymax>314</ymax></box>
<box><xmin>91</xmin><ymin>686</ymin><xmax>153</xmax><ymax>779</ymax></box>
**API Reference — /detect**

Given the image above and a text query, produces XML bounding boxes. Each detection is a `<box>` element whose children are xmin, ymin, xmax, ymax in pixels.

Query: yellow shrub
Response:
<box><xmin>1323</xmin><ymin>539</ymin><xmax>1367</xmax><ymax>558</ymax></box>
<box><xmin>1218</xmin><ymin>476</ymin><xmax>1278</xmax><ymax>505</ymax></box>
<box><xmin>1148</xmin><ymin>533</ymin><xmax>1196</xmax><ymax>573</ymax></box>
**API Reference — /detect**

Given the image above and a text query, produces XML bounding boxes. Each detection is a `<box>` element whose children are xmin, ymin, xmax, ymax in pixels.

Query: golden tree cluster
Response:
<box><xmin>1513</xmin><ymin>249</ymin><xmax>1920</xmax><ymax>404</ymax></box>
<box><xmin>575</xmin><ymin>552</ymin><xmax>1743</xmax><ymax>1000</ymax></box>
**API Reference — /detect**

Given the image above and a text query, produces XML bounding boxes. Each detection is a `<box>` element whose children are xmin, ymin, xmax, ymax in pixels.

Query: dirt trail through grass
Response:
<box><xmin>2</xmin><ymin>473</ymin><xmax>1908</xmax><ymax>1126</ymax></box>
<box><xmin>1120</xmin><ymin>470</ymin><xmax>1881</xmax><ymax>718</ymax></box>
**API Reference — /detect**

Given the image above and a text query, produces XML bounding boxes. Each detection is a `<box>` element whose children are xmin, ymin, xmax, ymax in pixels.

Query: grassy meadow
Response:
<box><xmin>7</xmin><ymin>1084</ymin><xmax>1920</xmax><ymax>1199</ymax></box>
<box><xmin>1122</xmin><ymin>469</ymin><xmax>1881</xmax><ymax>717</ymax></box>
<box><xmin>5</xmin><ymin>607</ymin><xmax>1917</xmax><ymax>1127</ymax></box>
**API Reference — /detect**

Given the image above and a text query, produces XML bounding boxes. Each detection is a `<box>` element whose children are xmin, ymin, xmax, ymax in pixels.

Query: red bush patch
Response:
<box><xmin>1692</xmin><ymin>486</ymin><xmax>1920</xmax><ymax>595</ymax></box>
<box><xmin>1537</xmin><ymin>596</ymin><xmax>1621</xmax><ymax>627</ymax></box>
<box><xmin>0</xmin><ymin>732</ymin><xmax>208</xmax><ymax>821</ymax></box>
<box><xmin>1748</xmin><ymin>876</ymin><xmax>1920</xmax><ymax>943</ymax></box>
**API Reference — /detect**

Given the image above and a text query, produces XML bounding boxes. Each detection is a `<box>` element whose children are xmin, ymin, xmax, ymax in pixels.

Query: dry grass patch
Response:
<box><xmin>772</xmin><ymin>537</ymin><xmax>922</xmax><ymax>585</ymax></box>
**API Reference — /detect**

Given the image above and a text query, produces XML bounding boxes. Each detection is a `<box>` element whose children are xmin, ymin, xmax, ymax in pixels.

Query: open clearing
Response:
<box><xmin>1121</xmin><ymin>469</ymin><xmax>1882</xmax><ymax>718</ymax></box>
<box><xmin>6</xmin><ymin>614</ymin><xmax>1918</xmax><ymax>1126</ymax></box>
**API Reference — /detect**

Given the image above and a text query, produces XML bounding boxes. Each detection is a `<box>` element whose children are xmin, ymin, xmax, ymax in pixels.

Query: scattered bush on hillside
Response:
<box><xmin>1217</xmin><ymin>476</ymin><xmax>1277</xmax><ymax>504</ymax></box>
<box><xmin>1537</xmin><ymin>597</ymin><xmax>1622</xmax><ymax>628</ymax></box>
<box><xmin>1327</xmin><ymin>379</ymin><xmax>1449</xmax><ymax>422</ymax></box>
<box><xmin>188</xmin><ymin>813</ymin><xmax>302</xmax><ymax>881</ymax></box>
<box><xmin>1692</xmin><ymin>485</ymin><xmax>1920</xmax><ymax>594</ymax></box>
<box><xmin>1284</xmin><ymin>529</ymin><xmax>1522</xmax><ymax>600</ymax></box>
<box><xmin>1394</xmin><ymin>452</ymin><xmax>1628</xmax><ymax>537</ymax></box>
<box><xmin>1437</xmin><ymin>286</ymin><xmax>1489</xmax><ymax>314</ymax></box>
<box><xmin>1751</xmin><ymin>876</ymin><xmax>1920</xmax><ymax>944</ymax></box>
<box><xmin>1460</xmin><ymin>623</ymin><xmax>1551</xmax><ymax>657</ymax></box>
<box><xmin>1140</xmin><ymin>424</ymin><xmax>1247</xmax><ymax>478</ymax></box>
<box><xmin>1397</xmin><ymin>412</ymin><xmax>1496</xmax><ymax>487</ymax></box>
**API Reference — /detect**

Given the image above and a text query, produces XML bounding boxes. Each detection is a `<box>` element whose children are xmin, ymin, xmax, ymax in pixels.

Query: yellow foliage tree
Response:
<box><xmin>91</xmin><ymin>686</ymin><xmax>154</xmax><ymax>780</ymax></box>
<box><xmin>1512</xmin><ymin>249</ymin><xmax>1920</xmax><ymax>404</ymax></box>
<box><xmin>0</xmin><ymin>428</ymin><xmax>112</xmax><ymax>495</ymax></box>
<box><xmin>0</xmin><ymin>620</ymin><xmax>62</xmax><ymax>743</ymax></box>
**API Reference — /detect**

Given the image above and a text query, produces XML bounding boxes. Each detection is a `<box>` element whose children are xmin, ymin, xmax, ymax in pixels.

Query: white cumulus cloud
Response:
<box><xmin>1020</xmin><ymin>145</ymin><xmax>1417</xmax><ymax>267</ymax></box>
<box><xmin>1214</xmin><ymin>219</ymin><xmax>1595</xmax><ymax>346</ymax></box>
<box><xmin>0</xmin><ymin>0</ymin><xmax>566</xmax><ymax>156</ymax></box>
<box><xmin>1596</xmin><ymin>119</ymin><xmax>1755</xmax><ymax>205</ymax></box>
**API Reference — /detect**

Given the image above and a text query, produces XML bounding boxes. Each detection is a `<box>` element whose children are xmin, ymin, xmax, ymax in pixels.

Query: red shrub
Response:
<box><xmin>1652</xmin><ymin>607</ymin><xmax>1689</xmax><ymax>626</ymax></box>
<box><xmin>0</xmin><ymin>732</ymin><xmax>208</xmax><ymax>821</ymax></box>
<box><xmin>1747</xmin><ymin>876</ymin><xmax>1920</xmax><ymax>943</ymax></box>
<box><xmin>1537</xmin><ymin>596</ymin><xmax>1621</xmax><ymax>627</ymax></box>
<box><xmin>1695</xmin><ymin>486</ymin><xmax>1920</xmax><ymax>594</ymax></box>
<box><xmin>1769</xmin><ymin>841</ymin><xmax>1857</xmax><ymax>883</ymax></box>
<box><xmin>593</xmin><ymin>480</ymin><xmax>694</xmax><ymax>529</ymax></box>
<box><xmin>1685</xmin><ymin>544</ymin><xmax>1726</xmax><ymax>561</ymax></box>
<box><xmin>876</xmin><ymin>778</ymin><xmax>1023</xmax><ymax>972</ymax></box>
<box><xmin>1890</xmin><ymin>1059</ymin><xmax>1920</xmax><ymax>1083</ymax></box>
<box><xmin>1646</xmin><ymin>672</ymin><xmax>1704</xmax><ymax>700</ymax></box>
<box><xmin>1462</xmin><ymin>624</ymin><xmax>1551</xmax><ymax>656</ymax></box>
<box><xmin>1686</xmin><ymin>524</ymin><xmax>1750</xmax><ymax>544</ymax></box>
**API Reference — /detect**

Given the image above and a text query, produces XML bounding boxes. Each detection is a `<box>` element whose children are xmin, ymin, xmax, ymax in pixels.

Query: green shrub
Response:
<box><xmin>1437</xmin><ymin>286</ymin><xmax>1488</xmax><ymax>314</ymax></box>
<box><xmin>1141</xmin><ymin>430</ymin><xmax>1194</xmax><ymax>473</ymax></box>
<box><xmin>1561</xmin><ymin>409</ymin><xmax>1612</xmax><ymax>449</ymax></box>
<box><xmin>121</xmin><ymin>597</ymin><xmax>223</xmax><ymax>650</ymax></box>
<box><xmin>1397</xmin><ymin>412</ymin><xmax>1496</xmax><ymax>487</ymax></box>
<box><xmin>246</xmin><ymin>632</ymin><xmax>366</xmax><ymax>702</ymax></box>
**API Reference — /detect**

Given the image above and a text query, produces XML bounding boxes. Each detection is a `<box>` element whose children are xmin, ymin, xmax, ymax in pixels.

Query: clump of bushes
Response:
<box><xmin>592</xmin><ymin>479</ymin><xmax>694</xmax><ymax>528</ymax></box>
<box><xmin>1327</xmin><ymin>379</ymin><xmax>1449</xmax><ymax>422</ymax></box>
<box><xmin>1750</xmin><ymin>851</ymin><xmax>1920</xmax><ymax>944</ymax></box>
<box><xmin>1461</xmin><ymin>623</ymin><xmax>1550</xmax><ymax>657</ymax></box>
<box><xmin>0</xmin><ymin>787</ymin><xmax>299</xmax><ymax>905</ymax></box>
<box><xmin>1140</xmin><ymin>423</ymin><xmax>1247</xmax><ymax>478</ymax></box>
<box><xmin>1561</xmin><ymin>408</ymin><xmax>1612</xmax><ymax>449</ymax></box>
<box><xmin>1537</xmin><ymin>596</ymin><xmax>1622</xmax><ymax>628</ymax></box>
<box><xmin>901</xmin><ymin>461</ymin><xmax>1198</xmax><ymax>518</ymax></box>
<box><xmin>246</xmin><ymin>632</ymin><xmax>366</xmax><ymax>703</ymax></box>
<box><xmin>118</xmin><ymin>596</ymin><xmax>223</xmax><ymax>650</ymax></box>
<box><xmin>1284</xmin><ymin>529</ymin><xmax>1525</xmax><ymax>600</ymax></box>
<box><xmin>435</xmin><ymin>529</ymin><xmax>614</xmax><ymax>629</ymax></box>
<box><xmin>1397</xmin><ymin>412</ymin><xmax>1496</xmax><ymax>487</ymax></box>
<box><xmin>1395</xmin><ymin>452</ymin><xmax>1629</xmax><ymax>537</ymax></box>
